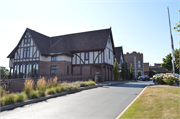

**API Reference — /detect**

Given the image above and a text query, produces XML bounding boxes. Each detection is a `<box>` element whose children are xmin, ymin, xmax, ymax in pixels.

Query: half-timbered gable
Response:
<box><xmin>114</xmin><ymin>46</ymin><xmax>125</xmax><ymax>69</ymax></box>
<box><xmin>8</xmin><ymin>27</ymin><xmax>116</xmax><ymax>81</ymax></box>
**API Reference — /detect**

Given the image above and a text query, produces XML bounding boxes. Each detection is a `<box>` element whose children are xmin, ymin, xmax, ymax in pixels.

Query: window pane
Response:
<box><xmin>33</xmin><ymin>64</ymin><xmax>36</xmax><ymax>77</ymax></box>
<box><xmin>23</xmin><ymin>64</ymin><xmax>25</xmax><ymax>78</ymax></box>
<box><xmin>85</xmin><ymin>53</ymin><xmax>88</xmax><ymax>60</ymax></box>
<box><xmin>28</xmin><ymin>38</ymin><xmax>30</xmax><ymax>42</ymax></box>
<box><xmin>29</xmin><ymin>64</ymin><xmax>32</xmax><ymax>77</ymax></box>
<box><xmin>24</xmin><ymin>48</ymin><xmax>26</xmax><ymax>58</ymax></box>
<box><xmin>36</xmin><ymin>64</ymin><xmax>39</xmax><ymax>76</ymax></box>
<box><xmin>19</xmin><ymin>65</ymin><xmax>23</xmax><ymax>78</ymax></box>
<box><xmin>17</xmin><ymin>65</ymin><xmax>19</xmax><ymax>78</ymax></box>
<box><xmin>25</xmin><ymin>39</ymin><xmax>27</xmax><ymax>43</ymax></box>
<box><xmin>27</xmin><ymin>50</ymin><xmax>29</xmax><ymax>58</ymax></box>
<box><xmin>14</xmin><ymin>65</ymin><xmax>17</xmax><ymax>78</ymax></box>
<box><xmin>26</xmin><ymin>64</ymin><xmax>29</xmax><ymax>78</ymax></box>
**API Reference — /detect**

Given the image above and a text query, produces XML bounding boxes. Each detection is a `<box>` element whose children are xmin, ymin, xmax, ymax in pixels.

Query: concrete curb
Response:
<box><xmin>116</xmin><ymin>86</ymin><xmax>148</xmax><ymax>119</ymax></box>
<box><xmin>0</xmin><ymin>84</ymin><xmax>102</xmax><ymax>111</ymax></box>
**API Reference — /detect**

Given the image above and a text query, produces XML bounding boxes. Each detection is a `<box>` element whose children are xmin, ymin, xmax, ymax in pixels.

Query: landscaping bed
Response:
<box><xmin>119</xmin><ymin>86</ymin><xmax>180</xmax><ymax>119</ymax></box>
<box><xmin>0</xmin><ymin>77</ymin><xmax>98</xmax><ymax>110</ymax></box>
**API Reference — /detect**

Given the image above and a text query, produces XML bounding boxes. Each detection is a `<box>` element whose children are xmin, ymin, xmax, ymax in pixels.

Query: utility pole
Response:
<box><xmin>167</xmin><ymin>6</ymin><xmax>175</xmax><ymax>75</ymax></box>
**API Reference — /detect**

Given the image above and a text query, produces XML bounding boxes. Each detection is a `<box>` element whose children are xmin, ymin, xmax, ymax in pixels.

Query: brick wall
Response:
<box><xmin>124</xmin><ymin>51</ymin><xmax>144</xmax><ymax>78</ymax></box>
<box><xmin>39</xmin><ymin>61</ymin><xmax>71</xmax><ymax>76</ymax></box>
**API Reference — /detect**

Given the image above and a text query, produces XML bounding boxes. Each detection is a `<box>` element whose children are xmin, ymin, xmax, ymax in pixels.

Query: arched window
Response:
<box><xmin>26</xmin><ymin>64</ymin><xmax>29</xmax><ymax>78</ymax></box>
<box><xmin>23</xmin><ymin>64</ymin><xmax>25</xmax><ymax>78</ymax></box>
<box><xmin>19</xmin><ymin>65</ymin><xmax>23</xmax><ymax>78</ymax></box>
<box><xmin>14</xmin><ymin>65</ymin><xmax>17</xmax><ymax>78</ymax></box>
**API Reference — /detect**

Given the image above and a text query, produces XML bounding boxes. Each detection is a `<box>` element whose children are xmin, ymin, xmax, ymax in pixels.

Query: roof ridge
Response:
<box><xmin>49</xmin><ymin>38</ymin><xmax>63</xmax><ymax>49</ymax></box>
<box><xmin>27</xmin><ymin>28</ymin><xmax>50</xmax><ymax>38</ymax></box>
<box><xmin>50</xmin><ymin>28</ymin><xmax>111</xmax><ymax>38</ymax></box>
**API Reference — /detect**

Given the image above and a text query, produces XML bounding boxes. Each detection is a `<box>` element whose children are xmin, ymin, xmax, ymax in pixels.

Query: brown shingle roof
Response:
<box><xmin>8</xmin><ymin>28</ymin><xmax>114</xmax><ymax>58</ymax></box>
<box><xmin>114</xmin><ymin>46</ymin><xmax>124</xmax><ymax>63</ymax></box>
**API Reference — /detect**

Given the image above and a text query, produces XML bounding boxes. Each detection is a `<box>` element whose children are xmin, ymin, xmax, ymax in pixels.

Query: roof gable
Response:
<box><xmin>8</xmin><ymin>28</ymin><xmax>114</xmax><ymax>58</ymax></box>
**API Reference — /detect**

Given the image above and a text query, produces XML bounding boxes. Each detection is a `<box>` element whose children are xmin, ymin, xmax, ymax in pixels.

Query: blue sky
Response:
<box><xmin>0</xmin><ymin>0</ymin><xmax>179</xmax><ymax>69</ymax></box>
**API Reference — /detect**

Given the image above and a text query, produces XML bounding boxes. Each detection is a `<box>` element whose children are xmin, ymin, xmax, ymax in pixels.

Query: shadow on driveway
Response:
<box><xmin>105</xmin><ymin>83</ymin><xmax>148</xmax><ymax>88</ymax></box>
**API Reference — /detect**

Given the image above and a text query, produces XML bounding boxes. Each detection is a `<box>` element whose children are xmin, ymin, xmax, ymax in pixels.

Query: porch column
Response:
<box><xmin>9</xmin><ymin>68</ymin><xmax>12</xmax><ymax>79</ymax></box>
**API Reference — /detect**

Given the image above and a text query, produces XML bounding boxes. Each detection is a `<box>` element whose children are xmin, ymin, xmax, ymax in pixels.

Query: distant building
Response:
<box><xmin>144</xmin><ymin>62</ymin><xmax>149</xmax><ymax>76</ymax></box>
<box><xmin>124</xmin><ymin>51</ymin><xmax>144</xmax><ymax>78</ymax></box>
<box><xmin>149</xmin><ymin>63</ymin><xmax>169</xmax><ymax>74</ymax></box>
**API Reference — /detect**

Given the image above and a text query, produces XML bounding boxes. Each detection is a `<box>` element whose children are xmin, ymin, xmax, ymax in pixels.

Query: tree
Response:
<box><xmin>149</xmin><ymin>70</ymin><xmax>157</xmax><ymax>77</ymax></box>
<box><xmin>0</xmin><ymin>66</ymin><xmax>9</xmax><ymax>79</ymax></box>
<box><xmin>130</xmin><ymin>63</ymin><xmax>134</xmax><ymax>79</ymax></box>
<box><xmin>122</xmin><ymin>62</ymin><xmax>128</xmax><ymax>79</ymax></box>
<box><xmin>174</xmin><ymin>10</ymin><xmax>180</xmax><ymax>36</ymax></box>
<box><xmin>113</xmin><ymin>58</ymin><xmax>120</xmax><ymax>80</ymax></box>
<box><xmin>161</xmin><ymin>48</ymin><xmax>179</xmax><ymax>73</ymax></box>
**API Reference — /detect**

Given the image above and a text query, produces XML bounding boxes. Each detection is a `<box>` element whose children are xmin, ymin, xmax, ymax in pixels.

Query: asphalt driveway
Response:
<box><xmin>0</xmin><ymin>81</ymin><xmax>153</xmax><ymax>119</ymax></box>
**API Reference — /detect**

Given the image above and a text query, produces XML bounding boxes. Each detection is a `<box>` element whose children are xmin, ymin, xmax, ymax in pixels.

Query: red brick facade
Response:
<box><xmin>39</xmin><ymin>61</ymin><xmax>72</xmax><ymax>76</ymax></box>
<box><xmin>124</xmin><ymin>51</ymin><xmax>144</xmax><ymax>78</ymax></box>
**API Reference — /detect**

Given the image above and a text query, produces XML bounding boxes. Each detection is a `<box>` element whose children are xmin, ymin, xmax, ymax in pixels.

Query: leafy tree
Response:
<box><xmin>122</xmin><ymin>62</ymin><xmax>128</xmax><ymax>79</ymax></box>
<box><xmin>113</xmin><ymin>58</ymin><xmax>120</xmax><ymax>80</ymax></box>
<box><xmin>130</xmin><ymin>63</ymin><xmax>134</xmax><ymax>79</ymax></box>
<box><xmin>161</xmin><ymin>48</ymin><xmax>179</xmax><ymax>73</ymax></box>
<box><xmin>149</xmin><ymin>70</ymin><xmax>157</xmax><ymax>77</ymax></box>
<box><xmin>0</xmin><ymin>66</ymin><xmax>9</xmax><ymax>79</ymax></box>
<box><xmin>174</xmin><ymin>10</ymin><xmax>180</xmax><ymax>35</ymax></box>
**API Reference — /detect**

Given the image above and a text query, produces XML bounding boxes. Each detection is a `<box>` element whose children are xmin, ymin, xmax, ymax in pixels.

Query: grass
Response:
<box><xmin>120</xmin><ymin>86</ymin><xmax>180</xmax><ymax>119</ymax></box>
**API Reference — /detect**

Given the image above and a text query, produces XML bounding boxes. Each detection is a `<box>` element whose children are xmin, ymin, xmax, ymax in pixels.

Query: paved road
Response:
<box><xmin>0</xmin><ymin>81</ymin><xmax>153</xmax><ymax>119</ymax></box>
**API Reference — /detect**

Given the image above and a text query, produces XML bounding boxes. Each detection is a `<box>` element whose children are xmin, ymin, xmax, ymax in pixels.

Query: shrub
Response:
<box><xmin>28</xmin><ymin>91</ymin><xmax>39</xmax><ymax>99</ymax></box>
<box><xmin>16</xmin><ymin>92</ymin><xmax>27</xmax><ymax>103</ymax></box>
<box><xmin>3</xmin><ymin>93</ymin><xmax>17</xmax><ymax>105</ymax></box>
<box><xmin>36</xmin><ymin>77</ymin><xmax>46</xmax><ymax>91</ymax></box>
<box><xmin>61</xmin><ymin>83</ymin><xmax>80</xmax><ymax>92</ymax></box>
<box><xmin>155</xmin><ymin>73</ymin><xmax>178</xmax><ymax>85</ymax></box>
<box><xmin>46</xmin><ymin>88</ymin><xmax>56</xmax><ymax>95</ymax></box>
<box><xmin>55</xmin><ymin>86</ymin><xmax>61</xmax><ymax>93</ymax></box>
<box><xmin>52</xmin><ymin>76</ymin><xmax>58</xmax><ymax>87</ymax></box>
<box><xmin>38</xmin><ymin>90</ymin><xmax>46</xmax><ymax>97</ymax></box>
<box><xmin>47</xmin><ymin>78</ymin><xmax>53</xmax><ymax>89</ymax></box>
<box><xmin>88</xmin><ymin>79</ymin><xmax>96</xmax><ymax>86</ymax></box>
<box><xmin>0</xmin><ymin>86</ymin><xmax>7</xmax><ymax>97</ymax></box>
<box><xmin>24</xmin><ymin>79</ymin><xmax>34</xmax><ymax>95</ymax></box>
<box><xmin>1</xmin><ymin>97</ymin><xmax>5</xmax><ymax>106</ymax></box>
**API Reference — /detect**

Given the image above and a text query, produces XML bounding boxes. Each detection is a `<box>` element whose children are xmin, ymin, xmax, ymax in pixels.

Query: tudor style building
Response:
<box><xmin>7</xmin><ymin>28</ymin><xmax>115</xmax><ymax>81</ymax></box>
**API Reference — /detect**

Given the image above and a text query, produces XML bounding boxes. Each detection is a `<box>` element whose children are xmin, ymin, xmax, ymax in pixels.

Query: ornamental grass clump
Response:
<box><xmin>47</xmin><ymin>78</ymin><xmax>53</xmax><ymax>89</ymax></box>
<box><xmin>36</xmin><ymin>77</ymin><xmax>46</xmax><ymax>91</ymax></box>
<box><xmin>28</xmin><ymin>91</ymin><xmax>39</xmax><ymax>99</ymax></box>
<box><xmin>16</xmin><ymin>92</ymin><xmax>27</xmax><ymax>103</ymax></box>
<box><xmin>2</xmin><ymin>93</ymin><xmax>17</xmax><ymax>106</ymax></box>
<box><xmin>24</xmin><ymin>79</ymin><xmax>34</xmax><ymax>95</ymax></box>
<box><xmin>46</xmin><ymin>88</ymin><xmax>56</xmax><ymax>95</ymax></box>
<box><xmin>52</xmin><ymin>76</ymin><xmax>58</xmax><ymax>87</ymax></box>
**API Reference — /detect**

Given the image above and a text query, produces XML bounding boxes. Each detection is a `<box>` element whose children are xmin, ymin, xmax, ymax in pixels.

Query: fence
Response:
<box><xmin>0</xmin><ymin>74</ymin><xmax>94</xmax><ymax>93</ymax></box>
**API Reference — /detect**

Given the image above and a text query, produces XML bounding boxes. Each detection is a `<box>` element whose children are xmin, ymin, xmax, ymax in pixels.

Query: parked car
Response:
<box><xmin>138</xmin><ymin>75</ymin><xmax>149</xmax><ymax>81</ymax></box>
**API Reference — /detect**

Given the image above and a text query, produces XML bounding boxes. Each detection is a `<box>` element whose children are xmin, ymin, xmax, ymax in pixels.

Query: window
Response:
<box><xmin>85</xmin><ymin>53</ymin><xmax>89</xmax><ymax>60</ymax></box>
<box><xmin>138</xmin><ymin>61</ymin><xmax>141</xmax><ymax>68</ymax></box>
<box><xmin>51</xmin><ymin>56</ymin><xmax>57</xmax><ymax>61</ymax></box>
<box><xmin>27</xmin><ymin>48</ymin><xmax>30</xmax><ymax>58</ymax></box>
<box><xmin>23</xmin><ymin>48</ymin><xmax>30</xmax><ymax>58</ymax></box>
<box><xmin>67</xmin><ymin>66</ymin><xmax>69</xmax><ymax>75</ymax></box>
<box><xmin>32</xmin><ymin>63</ymin><xmax>39</xmax><ymax>77</ymax></box>
<box><xmin>25</xmin><ymin>39</ymin><xmax>27</xmax><ymax>43</ymax></box>
<box><xmin>51</xmin><ymin>66</ymin><xmax>57</xmax><ymax>75</ymax></box>
<box><xmin>28</xmin><ymin>38</ymin><xmax>31</xmax><ymax>43</ymax></box>
<box><xmin>24</xmin><ymin>48</ymin><xmax>26</xmax><ymax>58</ymax></box>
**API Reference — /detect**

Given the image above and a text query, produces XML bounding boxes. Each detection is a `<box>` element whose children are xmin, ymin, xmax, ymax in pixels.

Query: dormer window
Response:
<box><xmin>51</xmin><ymin>56</ymin><xmax>57</xmax><ymax>61</ymax></box>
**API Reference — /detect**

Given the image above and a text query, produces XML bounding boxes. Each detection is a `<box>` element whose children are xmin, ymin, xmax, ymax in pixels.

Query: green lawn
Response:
<box><xmin>120</xmin><ymin>86</ymin><xmax>180</xmax><ymax>119</ymax></box>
